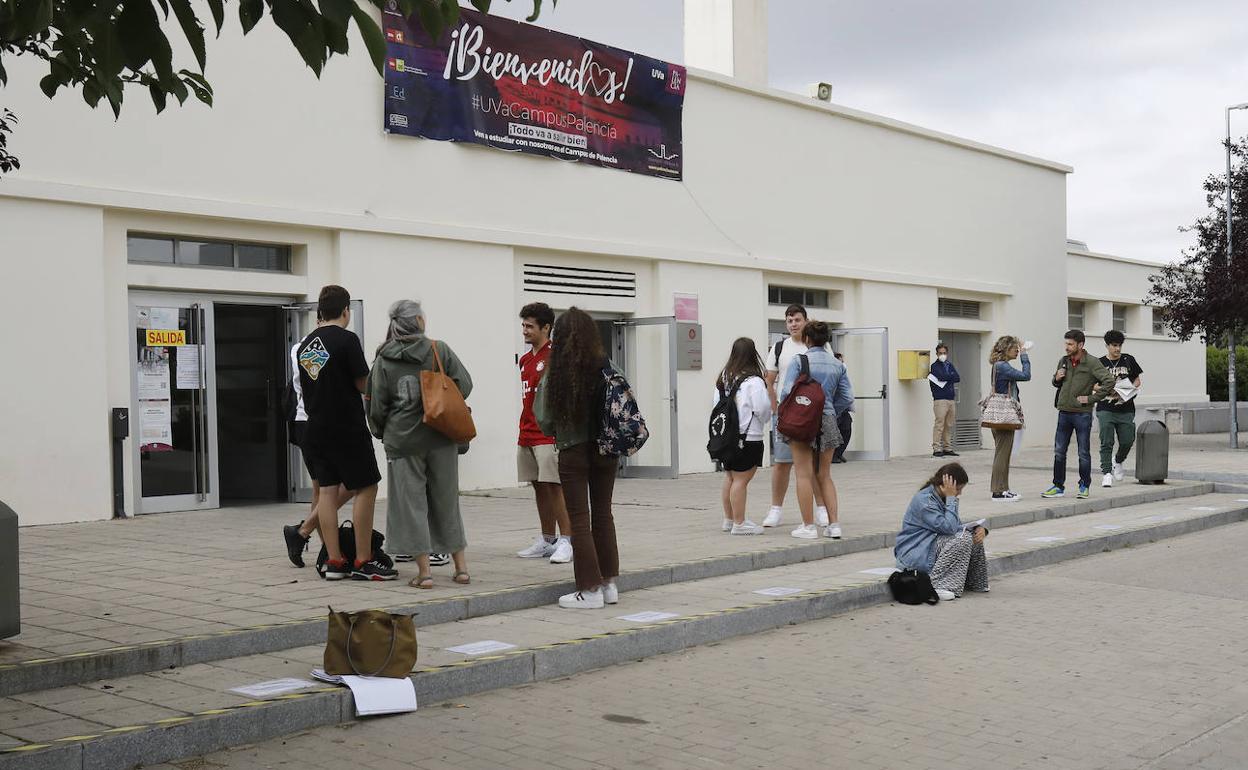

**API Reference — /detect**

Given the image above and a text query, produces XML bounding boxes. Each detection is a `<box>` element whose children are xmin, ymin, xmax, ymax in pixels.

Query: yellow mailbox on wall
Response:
<box><xmin>897</xmin><ymin>350</ymin><xmax>932</xmax><ymax>380</ymax></box>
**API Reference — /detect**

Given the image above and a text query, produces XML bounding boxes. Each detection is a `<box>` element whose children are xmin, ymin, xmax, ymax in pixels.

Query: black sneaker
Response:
<box><xmin>323</xmin><ymin>559</ymin><xmax>351</xmax><ymax>580</ymax></box>
<box><xmin>283</xmin><ymin>524</ymin><xmax>310</xmax><ymax>568</ymax></box>
<box><xmin>944</xmin><ymin>450</ymin><xmax>960</xmax><ymax>457</ymax></box>
<box><xmin>933</xmin><ymin>451</ymin><xmax>946</xmax><ymax>458</ymax></box>
<box><xmin>352</xmin><ymin>556</ymin><xmax>399</xmax><ymax>581</ymax></box>
<box><xmin>429</xmin><ymin>552</ymin><xmax>451</xmax><ymax>566</ymax></box>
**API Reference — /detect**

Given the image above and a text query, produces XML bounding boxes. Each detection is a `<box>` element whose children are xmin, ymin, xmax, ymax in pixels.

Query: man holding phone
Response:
<box><xmin>1042</xmin><ymin>330</ymin><xmax>1115</xmax><ymax>500</ymax></box>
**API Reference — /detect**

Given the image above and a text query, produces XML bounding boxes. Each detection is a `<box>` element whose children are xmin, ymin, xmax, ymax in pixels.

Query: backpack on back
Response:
<box><xmin>707</xmin><ymin>379</ymin><xmax>744</xmax><ymax>464</ymax></box>
<box><xmin>596</xmin><ymin>365</ymin><xmax>650</xmax><ymax>457</ymax></box>
<box><xmin>776</xmin><ymin>354</ymin><xmax>825</xmax><ymax>443</ymax></box>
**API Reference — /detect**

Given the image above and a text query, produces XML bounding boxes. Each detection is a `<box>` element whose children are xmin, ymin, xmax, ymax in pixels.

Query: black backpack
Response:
<box><xmin>707</xmin><ymin>379</ymin><xmax>744</xmax><ymax>464</ymax></box>
<box><xmin>315</xmin><ymin>520</ymin><xmax>390</xmax><ymax>578</ymax></box>
<box><xmin>887</xmin><ymin>569</ymin><xmax>940</xmax><ymax>605</ymax></box>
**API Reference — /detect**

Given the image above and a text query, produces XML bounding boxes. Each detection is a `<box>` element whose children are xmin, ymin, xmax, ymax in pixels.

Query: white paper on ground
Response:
<box><xmin>858</xmin><ymin>567</ymin><xmax>897</xmax><ymax>576</ymax></box>
<box><xmin>340</xmin><ymin>675</ymin><xmax>417</xmax><ymax>716</ymax></box>
<box><xmin>311</xmin><ymin>668</ymin><xmax>344</xmax><ymax>684</ymax></box>
<box><xmin>1139</xmin><ymin>515</ymin><xmax>1174</xmax><ymax>523</ymax></box>
<box><xmin>927</xmin><ymin>373</ymin><xmax>947</xmax><ymax>388</ymax></box>
<box><xmin>446</xmin><ymin>640</ymin><xmax>517</xmax><ymax>656</ymax></box>
<box><xmin>615</xmin><ymin>611</ymin><xmax>680</xmax><ymax>623</ymax></box>
<box><xmin>753</xmin><ymin>586</ymin><xmax>804</xmax><ymax>596</ymax></box>
<box><xmin>1094</xmin><ymin>524</ymin><xmax>1124</xmax><ymax>530</ymax></box>
<box><xmin>229</xmin><ymin>678</ymin><xmax>317</xmax><ymax>698</ymax></box>
<box><xmin>1237</xmin><ymin>499</ymin><xmax>1248</xmax><ymax>503</ymax></box>
<box><xmin>1026</xmin><ymin>536</ymin><xmax>1065</xmax><ymax>543</ymax></box>
<box><xmin>1190</xmin><ymin>506</ymin><xmax>1218</xmax><ymax>511</ymax></box>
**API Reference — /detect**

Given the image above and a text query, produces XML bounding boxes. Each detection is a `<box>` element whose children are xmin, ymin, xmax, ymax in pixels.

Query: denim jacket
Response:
<box><xmin>894</xmin><ymin>485</ymin><xmax>966</xmax><ymax>573</ymax></box>
<box><xmin>992</xmin><ymin>353</ymin><xmax>1031</xmax><ymax>400</ymax></box>
<box><xmin>779</xmin><ymin>347</ymin><xmax>854</xmax><ymax>417</ymax></box>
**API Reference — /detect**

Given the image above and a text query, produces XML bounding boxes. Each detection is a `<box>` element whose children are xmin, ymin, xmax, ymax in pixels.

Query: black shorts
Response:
<box><xmin>302</xmin><ymin>433</ymin><xmax>381</xmax><ymax>491</ymax></box>
<box><xmin>725</xmin><ymin>440</ymin><xmax>765</xmax><ymax>473</ymax></box>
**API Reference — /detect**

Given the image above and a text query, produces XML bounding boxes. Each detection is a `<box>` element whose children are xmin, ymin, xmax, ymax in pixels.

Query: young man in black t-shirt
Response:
<box><xmin>295</xmin><ymin>285</ymin><xmax>395</xmax><ymax>580</ymax></box>
<box><xmin>1095</xmin><ymin>329</ymin><xmax>1144</xmax><ymax>488</ymax></box>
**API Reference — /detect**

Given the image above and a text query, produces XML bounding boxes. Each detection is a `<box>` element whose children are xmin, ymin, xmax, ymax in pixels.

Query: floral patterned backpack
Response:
<box><xmin>596</xmin><ymin>365</ymin><xmax>650</xmax><ymax>457</ymax></box>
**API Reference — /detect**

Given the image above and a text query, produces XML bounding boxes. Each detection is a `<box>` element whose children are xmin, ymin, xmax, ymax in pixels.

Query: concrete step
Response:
<box><xmin>4</xmin><ymin>491</ymin><xmax>1247</xmax><ymax>770</ymax></box>
<box><xmin>0</xmin><ymin>482</ymin><xmax>1217</xmax><ymax>698</ymax></box>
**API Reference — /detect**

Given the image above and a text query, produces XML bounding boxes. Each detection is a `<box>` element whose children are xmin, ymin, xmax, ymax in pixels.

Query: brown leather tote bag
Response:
<box><xmin>420</xmin><ymin>340</ymin><xmax>477</xmax><ymax>443</ymax></box>
<box><xmin>324</xmin><ymin>607</ymin><xmax>417</xmax><ymax>678</ymax></box>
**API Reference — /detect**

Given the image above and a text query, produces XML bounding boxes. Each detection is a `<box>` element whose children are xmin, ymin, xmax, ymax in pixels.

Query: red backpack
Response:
<box><xmin>776</xmin><ymin>354</ymin><xmax>825</xmax><ymax>442</ymax></box>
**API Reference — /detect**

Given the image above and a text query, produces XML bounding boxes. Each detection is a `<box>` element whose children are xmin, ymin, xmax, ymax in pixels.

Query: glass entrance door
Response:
<box><xmin>284</xmin><ymin>300</ymin><xmax>365</xmax><ymax>503</ymax></box>
<box><xmin>614</xmin><ymin>317</ymin><xmax>679</xmax><ymax>479</ymax></box>
<box><xmin>831</xmin><ymin>327</ymin><xmax>890</xmax><ymax>461</ymax></box>
<box><xmin>130</xmin><ymin>294</ymin><xmax>220</xmax><ymax>513</ymax></box>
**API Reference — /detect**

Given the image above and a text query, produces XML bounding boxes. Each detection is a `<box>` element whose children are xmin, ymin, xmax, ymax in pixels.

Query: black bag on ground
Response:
<box><xmin>707</xmin><ymin>379</ymin><xmax>744</xmax><ymax>464</ymax></box>
<box><xmin>887</xmin><ymin>569</ymin><xmax>940</xmax><ymax>605</ymax></box>
<box><xmin>315</xmin><ymin>521</ymin><xmax>388</xmax><ymax>578</ymax></box>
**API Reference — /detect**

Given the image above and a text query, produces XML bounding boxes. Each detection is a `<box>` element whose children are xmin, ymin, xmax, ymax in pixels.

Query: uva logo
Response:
<box><xmin>795</xmin><ymin>396</ymin><xmax>812</xmax><ymax>406</ymax></box>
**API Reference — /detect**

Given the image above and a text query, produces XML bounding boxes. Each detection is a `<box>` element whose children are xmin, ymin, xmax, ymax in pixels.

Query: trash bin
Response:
<box><xmin>0</xmin><ymin>500</ymin><xmax>17</xmax><ymax>639</ymax></box>
<box><xmin>1135</xmin><ymin>420</ymin><xmax>1169</xmax><ymax>485</ymax></box>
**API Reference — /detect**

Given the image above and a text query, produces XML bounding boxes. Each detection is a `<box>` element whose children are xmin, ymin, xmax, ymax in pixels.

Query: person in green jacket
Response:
<box><xmin>1042</xmin><ymin>329</ymin><xmax>1115</xmax><ymax>499</ymax></box>
<box><xmin>366</xmin><ymin>300</ymin><xmax>474</xmax><ymax>589</ymax></box>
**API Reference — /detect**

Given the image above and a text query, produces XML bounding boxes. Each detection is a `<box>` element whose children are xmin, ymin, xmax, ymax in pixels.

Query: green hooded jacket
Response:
<box><xmin>1050</xmin><ymin>352</ymin><xmax>1115</xmax><ymax>413</ymax></box>
<box><xmin>366</xmin><ymin>336</ymin><xmax>473</xmax><ymax>457</ymax></box>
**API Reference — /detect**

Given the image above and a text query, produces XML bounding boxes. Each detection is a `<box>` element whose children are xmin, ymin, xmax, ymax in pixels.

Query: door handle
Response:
<box><xmin>880</xmin><ymin>384</ymin><xmax>888</xmax><ymax>399</ymax></box>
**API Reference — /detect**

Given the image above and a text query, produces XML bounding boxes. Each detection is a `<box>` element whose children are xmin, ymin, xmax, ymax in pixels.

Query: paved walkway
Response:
<box><xmin>141</xmin><ymin>518</ymin><xmax>1248</xmax><ymax>770</ymax></box>
<box><xmin>9</xmin><ymin>437</ymin><xmax>1237</xmax><ymax>665</ymax></box>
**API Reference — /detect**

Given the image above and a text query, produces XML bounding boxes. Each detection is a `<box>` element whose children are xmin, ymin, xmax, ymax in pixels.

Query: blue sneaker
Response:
<box><xmin>1041</xmin><ymin>486</ymin><xmax>1064</xmax><ymax>498</ymax></box>
<box><xmin>1076</xmin><ymin>485</ymin><xmax>1090</xmax><ymax>499</ymax></box>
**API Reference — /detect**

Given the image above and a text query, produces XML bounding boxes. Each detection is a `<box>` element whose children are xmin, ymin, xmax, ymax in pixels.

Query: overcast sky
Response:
<box><xmin>489</xmin><ymin>0</ymin><xmax>1248</xmax><ymax>264</ymax></box>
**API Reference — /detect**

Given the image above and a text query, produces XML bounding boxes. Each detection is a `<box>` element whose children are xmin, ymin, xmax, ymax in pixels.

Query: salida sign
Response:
<box><xmin>382</xmin><ymin>5</ymin><xmax>686</xmax><ymax>180</ymax></box>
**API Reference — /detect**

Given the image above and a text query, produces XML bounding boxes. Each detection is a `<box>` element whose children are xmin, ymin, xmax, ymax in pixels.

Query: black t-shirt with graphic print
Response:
<box><xmin>296</xmin><ymin>324</ymin><xmax>371</xmax><ymax>445</ymax></box>
<box><xmin>1096</xmin><ymin>353</ymin><xmax>1144</xmax><ymax>413</ymax></box>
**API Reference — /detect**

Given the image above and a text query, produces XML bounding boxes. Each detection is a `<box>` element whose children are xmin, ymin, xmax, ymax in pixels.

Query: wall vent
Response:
<box><xmin>938</xmin><ymin>298</ymin><xmax>981</xmax><ymax>319</ymax></box>
<box><xmin>953</xmin><ymin>419</ymin><xmax>982</xmax><ymax>449</ymax></box>
<box><xmin>523</xmin><ymin>264</ymin><xmax>636</xmax><ymax>298</ymax></box>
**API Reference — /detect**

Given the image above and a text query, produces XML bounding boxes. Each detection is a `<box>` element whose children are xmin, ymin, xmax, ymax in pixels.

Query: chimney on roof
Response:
<box><xmin>683</xmin><ymin>0</ymin><xmax>768</xmax><ymax>87</ymax></box>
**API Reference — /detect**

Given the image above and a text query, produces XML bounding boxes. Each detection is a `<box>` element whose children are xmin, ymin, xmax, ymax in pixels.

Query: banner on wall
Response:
<box><xmin>382</xmin><ymin>5</ymin><xmax>686</xmax><ymax>179</ymax></box>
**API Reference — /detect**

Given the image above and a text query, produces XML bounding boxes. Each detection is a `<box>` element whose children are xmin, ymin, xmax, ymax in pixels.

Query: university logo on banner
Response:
<box><xmin>381</xmin><ymin>6</ymin><xmax>686</xmax><ymax>180</ymax></box>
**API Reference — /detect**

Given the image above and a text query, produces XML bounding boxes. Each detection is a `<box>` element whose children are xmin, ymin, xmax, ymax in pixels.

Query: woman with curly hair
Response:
<box><xmin>988</xmin><ymin>335</ymin><xmax>1031</xmax><ymax>501</ymax></box>
<box><xmin>534</xmin><ymin>307</ymin><xmax>620</xmax><ymax>609</ymax></box>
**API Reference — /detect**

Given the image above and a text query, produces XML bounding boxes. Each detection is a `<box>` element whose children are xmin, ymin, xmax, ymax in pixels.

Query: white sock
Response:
<box><xmin>768</xmin><ymin>505</ymin><xmax>782</xmax><ymax>514</ymax></box>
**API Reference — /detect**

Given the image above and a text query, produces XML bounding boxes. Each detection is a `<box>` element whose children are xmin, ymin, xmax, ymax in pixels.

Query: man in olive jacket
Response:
<box><xmin>1042</xmin><ymin>329</ymin><xmax>1115</xmax><ymax>499</ymax></box>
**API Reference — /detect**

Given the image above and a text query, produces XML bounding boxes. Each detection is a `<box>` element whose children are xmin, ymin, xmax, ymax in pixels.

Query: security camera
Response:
<box><xmin>808</xmin><ymin>82</ymin><xmax>833</xmax><ymax>102</ymax></box>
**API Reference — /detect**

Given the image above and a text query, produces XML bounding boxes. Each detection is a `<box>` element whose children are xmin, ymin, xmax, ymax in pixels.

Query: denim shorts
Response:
<box><xmin>771</xmin><ymin>417</ymin><xmax>792</xmax><ymax>464</ymax></box>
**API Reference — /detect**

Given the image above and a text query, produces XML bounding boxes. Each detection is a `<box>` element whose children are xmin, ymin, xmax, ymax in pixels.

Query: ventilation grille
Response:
<box><xmin>523</xmin><ymin>264</ymin><xmax>636</xmax><ymax>298</ymax></box>
<box><xmin>953</xmin><ymin>419</ymin><xmax>982</xmax><ymax>449</ymax></box>
<box><xmin>938</xmin><ymin>298</ymin><xmax>981</xmax><ymax>319</ymax></box>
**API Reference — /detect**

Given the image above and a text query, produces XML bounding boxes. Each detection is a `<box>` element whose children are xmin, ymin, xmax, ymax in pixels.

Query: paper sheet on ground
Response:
<box><xmin>858</xmin><ymin>567</ymin><xmax>897</xmax><ymax>576</ymax></box>
<box><xmin>341</xmin><ymin>675</ymin><xmax>417</xmax><ymax>716</ymax></box>
<box><xmin>229</xmin><ymin>678</ymin><xmax>316</xmax><ymax>698</ymax></box>
<box><xmin>1027</xmin><ymin>536</ymin><xmax>1065</xmax><ymax>543</ymax></box>
<box><xmin>927</xmin><ymin>373</ymin><xmax>947</xmax><ymax>388</ymax></box>
<box><xmin>754</xmin><ymin>586</ymin><xmax>804</xmax><ymax>596</ymax></box>
<box><xmin>616</xmin><ymin>611</ymin><xmax>680</xmax><ymax>622</ymax></box>
<box><xmin>446</xmin><ymin>640</ymin><xmax>516</xmax><ymax>656</ymax></box>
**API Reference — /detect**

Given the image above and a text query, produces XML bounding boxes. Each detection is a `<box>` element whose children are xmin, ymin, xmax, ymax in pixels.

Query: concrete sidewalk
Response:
<box><xmin>7</xmin><ymin>440</ymin><xmax>1233</xmax><ymax>669</ymax></box>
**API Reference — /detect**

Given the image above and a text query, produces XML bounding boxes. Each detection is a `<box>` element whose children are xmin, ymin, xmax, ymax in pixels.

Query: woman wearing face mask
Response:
<box><xmin>929</xmin><ymin>344</ymin><xmax>961</xmax><ymax>458</ymax></box>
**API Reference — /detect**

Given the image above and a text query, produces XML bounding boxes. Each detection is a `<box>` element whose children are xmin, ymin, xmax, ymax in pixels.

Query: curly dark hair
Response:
<box><xmin>545</xmin><ymin>307</ymin><xmax>604</xmax><ymax>426</ymax></box>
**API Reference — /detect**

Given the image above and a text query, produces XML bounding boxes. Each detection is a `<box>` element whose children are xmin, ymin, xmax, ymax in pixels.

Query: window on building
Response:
<box><xmin>768</xmin><ymin>285</ymin><xmax>829</xmax><ymax>309</ymax></box>
<box><xmin>128</xmin><ymin>233</ymin><xmax>291</xmax><ymax>272</ymax></box>
<box><xmin>1152</xmin><ymin>308</ymin><xmax>1166</xmax><ymax>336</ymax></box>
<box><xmin>937</xmin><ymin>298</ymin><xmax>981</xmax><ymax>319</ymax></box>
<box><xmin>1067</xmin><ymin>300</ymin><xmax>1085</xmax><ymax>331</ymax></box>
<box><xmin>1112</xmin><ymin>304</ymin><xmax>1128</xmax><ymax>332</ymax></box>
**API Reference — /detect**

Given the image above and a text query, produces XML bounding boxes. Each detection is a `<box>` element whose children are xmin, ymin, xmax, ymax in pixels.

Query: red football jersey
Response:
<box><xmin>518</xmin><ymin>342</ymin><xmax>555</xmax><ymax>446</ymax></box>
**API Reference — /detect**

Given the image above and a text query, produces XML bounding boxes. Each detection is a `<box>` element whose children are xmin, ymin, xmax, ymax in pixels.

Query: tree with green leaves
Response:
<box><xmin>0</xmin><ymin>0</ymin><xmax>553</xmax><ymax>169</ymax></box>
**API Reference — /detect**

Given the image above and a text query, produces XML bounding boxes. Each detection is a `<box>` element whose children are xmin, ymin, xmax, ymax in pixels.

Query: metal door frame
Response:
<box><xmin>284</xmin><ymin>300</ymin><xmax>365</xmax><ymax>503</ymax></box>
<box><xmin>831</xmin><ymin>326</ymin><xmax>890</xmax><ymax>461</ymax></box>
<box><xmin>614</xmin><ymin>316</ymin><xmax>679</xmax><ymax>479</ymax></box>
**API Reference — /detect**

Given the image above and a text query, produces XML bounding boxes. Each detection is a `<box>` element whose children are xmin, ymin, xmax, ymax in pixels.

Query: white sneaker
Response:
<box><xmin>1101</xmin><ymin>473</ymin><xmax>1113</xmax><ymax>488</ymax></box>
<box><xmin>762</xmin><ymin>506</ymin><xmax>783</xmax><ymax>527</ymax></box>
<box><xmin>721</xmin><ymin>519</ymin><xmax>734</xmax><ymax>532</ymax></box>
<box><xmin>603</xmin><ymin>581</ymin><xmax>618</xmax><ymax>605</ymax></box>
<box><xmin>815</xmin><ymin>506</ymin><xmax>830</xmax><ymax>527</ymax></box>
<box><xmin>790</xmin><ymin>524</ymin><xmax>818</xmax><ymax>539</ymax></box>
<box><xmin>822</xmin><ymin>524</ymin><xmax>841</xmax><ymax>539</ymax></box>
<box><xmin>935</xmin><ymin>589</ymin><xmax>957</xmax><ymax>601</ymax></box>
<box><xmin>731</xmin><ymin>520</ymin><xmax>764</xmax><ymax>535</ymax></box>
<box><xmin>517</xmin><ymin>535</ymin><xmax>555</xmax><ymax>559</ymax></box>
<box><xmin>558</xmin><ymin>588</ymin><xmax>604</xmax><ymax>609</ymax></box>
<box><xmin>1112</xmin><ymin>461</ymin><xmax>1125</xmax><ymax>481</ymax></box>
<box><xmin>992</xmin><ymin>491</ymin><xmax>1021</xmax><ymax>502</ymax></box>
<box><xmin>549</xmin><ymin>537</ymin><xmax>573</xmax><ymax>564</ymax></box>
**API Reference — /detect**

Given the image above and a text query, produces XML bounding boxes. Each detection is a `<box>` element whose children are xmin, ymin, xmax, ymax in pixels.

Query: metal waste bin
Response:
<box><xmin>0</xmin><ymin>500</ymin><xmax>18</xmax><ymax>639</ymax></box>
<box><xmin>1135</xmin><ymin>420</ymin><xmax>1169</xmax><ymax>484</ymax></box>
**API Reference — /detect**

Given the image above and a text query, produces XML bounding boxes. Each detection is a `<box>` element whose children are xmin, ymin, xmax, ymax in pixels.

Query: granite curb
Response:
<box><xmin>6</xmin><ymin>499</ymin><xmax>1247</xmax><ymax>770</ymax></box>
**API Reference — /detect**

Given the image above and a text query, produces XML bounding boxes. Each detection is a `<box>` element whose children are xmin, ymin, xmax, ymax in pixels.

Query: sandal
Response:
<box><xmin>408</xmin><ymin>574</ymin><xmax>434</xmax><ymax>589</ymax></box>
<box><xmin>452</xmin><ymin>571</ymin><xmax>471</xmax><ymax>585</ymax></box>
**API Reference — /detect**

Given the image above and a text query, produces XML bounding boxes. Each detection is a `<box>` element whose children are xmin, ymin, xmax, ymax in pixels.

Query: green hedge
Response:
<box><xmin>1207</xmin><ymin>345</ymin><xmax>1248</xmax><ymax>401</ymax></box>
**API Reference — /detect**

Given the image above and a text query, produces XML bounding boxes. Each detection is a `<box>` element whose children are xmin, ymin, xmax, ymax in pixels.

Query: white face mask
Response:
<box><xmin>937</xmin><ymin>354</ymin><xmax>948</xmax><ymax>363</ymax></box>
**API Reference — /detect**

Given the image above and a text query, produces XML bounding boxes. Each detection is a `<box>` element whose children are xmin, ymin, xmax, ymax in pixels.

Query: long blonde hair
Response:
<box><xmin>989</xmin><ymin>335</ymin><xmax>1021</xmax><ymax>364</ymax></box>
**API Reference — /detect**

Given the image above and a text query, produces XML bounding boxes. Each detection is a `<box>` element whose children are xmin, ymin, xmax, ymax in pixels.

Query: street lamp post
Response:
<box><xmin>1226</xmin><ymin>103</ymin><xmax>1248</xmax><ymax>449</ymax></box>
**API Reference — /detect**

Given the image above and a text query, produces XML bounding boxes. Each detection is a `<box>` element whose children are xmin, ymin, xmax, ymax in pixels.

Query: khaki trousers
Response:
<box><xmin>932</xmin><ymin>400</ymin><xmax>957</xmax><ymax>451</ymax></box>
